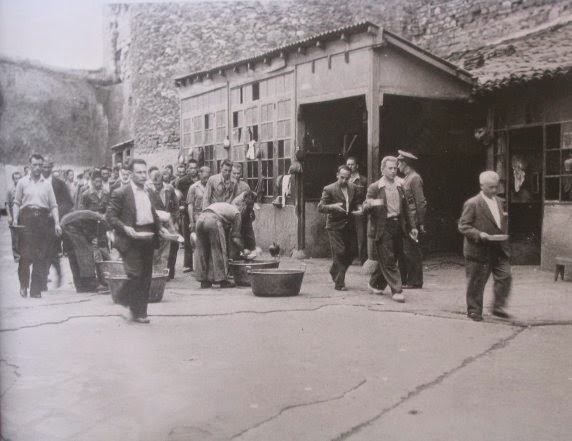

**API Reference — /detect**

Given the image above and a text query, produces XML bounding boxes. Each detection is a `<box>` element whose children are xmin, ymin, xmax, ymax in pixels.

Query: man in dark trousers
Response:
<box><xmin>397</xmin><ymin>150</ymin><xmax>427</xmax><ymax>289</ymax></box>
<box><xmin>318</xmin><ymin>165</ymin><xmax>358</xmax><ymax>291</ymax></box>
<box><xmin>106</xmin><ymin>159</ymin><xmax>166</xmax><ymax>323</ymax></box>
<box><xmin>363</xmin><ymin>156</ymin><xmax>417</xmax><ymax>303</ymax></box>
<box><xmin>12</xmin><ymin>154</ymin><xmax>61</xmax><ymax>298</ymax></box>
<box><xmin>148</xmin><ymin>170</ymin><xmax>180</xmax><ymax>279</ymax></box>
<box><xmin>458</xmin><ymin>171</ymin><xmax>512</xmax><ymax>322</ymax></box>
<box><xmin>42</xmin><ymin>156</ymin><xmax>74</xmax><ymax>289</ymax></box>
<box><xmin>346</xmin><ymin>156</ymin><xmax>368</xmax><ymax>264</ymax></box>
<box><xmin>176</xmin><ymin>159</ymin><xmax>199</xmax><ymax>272</ymax></box>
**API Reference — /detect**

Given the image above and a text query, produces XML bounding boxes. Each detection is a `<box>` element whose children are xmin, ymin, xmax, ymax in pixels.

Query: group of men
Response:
<box><xmin>6</xmin><ymin>154</ymin><xmax>257</xmax><ymax>323</ymax></box>
<box><xmin>320</xmin><ymin>151</ymin><xmax>512</xmax><ymax>321</ymax></box>
<box><xmin>7</xmin><ymin>147</ymin><xmax>512</xmax><ymax>323</ymax></box>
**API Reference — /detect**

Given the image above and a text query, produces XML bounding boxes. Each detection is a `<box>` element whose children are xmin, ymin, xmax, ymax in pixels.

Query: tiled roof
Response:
<box><xmin>175</xmin><ymin>21</ymin><xmax>379</xmax><ymax>84</ymax></box>
<box><xmin>447</xmin><ymin>21</ymin><xmax>572</xmax><ymax>93</ymax></box>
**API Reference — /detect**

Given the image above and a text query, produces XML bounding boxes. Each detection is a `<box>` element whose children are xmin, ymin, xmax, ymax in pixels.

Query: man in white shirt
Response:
<box><xmin>458</xmin><ymin>171</ymin><xmax>512</xmax><ymax>322</ymax></box>
<box><xmin>106</xmin><ymin>159</ymin><xmax>168</xmax><ymax>323</ymax></box>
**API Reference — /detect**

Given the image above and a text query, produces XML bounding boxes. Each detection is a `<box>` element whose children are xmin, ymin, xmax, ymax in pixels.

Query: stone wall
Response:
<box><xmin>105</xmin><ymin>0</ymin><xmax>569</xmax><ymax>165</ymax></box>
<box><xmin>0</xmin><ymin>58</ymin><xmax>121</xmax><ymax>167</ymax></box>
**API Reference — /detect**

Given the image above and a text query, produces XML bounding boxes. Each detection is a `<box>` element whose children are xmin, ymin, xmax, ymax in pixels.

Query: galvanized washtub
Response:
<box><xmin>249</xmin><ymin>266</ymin><xmax>305</xmax><ymax>297</ymax></box>
<box><xmin>96</xmin><ymin>261</ymin><xmax>124</xmax><ymax>282</ymax></box>
<box><xmin>228</xmin><ymin>260</ymin><xmax>280</xmax><ymax>286</ymax></box>
<box><xmin>104</xmin><ymin>269</ymin><xmax>169</xmax><ymax>304</ymax></box>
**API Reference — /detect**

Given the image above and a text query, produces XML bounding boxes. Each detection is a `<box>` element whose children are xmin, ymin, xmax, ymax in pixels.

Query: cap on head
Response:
<box><xmin>397</xmin><ymin>150</ymin><xmax>418</xmax><ymax>161</ymax></box>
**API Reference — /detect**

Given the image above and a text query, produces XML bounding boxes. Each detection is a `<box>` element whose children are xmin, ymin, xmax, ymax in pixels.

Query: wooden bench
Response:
<box><xmin>554</xmin><ymin>256</ymin><xmax>572</xmax><ymax>281</ymax></box>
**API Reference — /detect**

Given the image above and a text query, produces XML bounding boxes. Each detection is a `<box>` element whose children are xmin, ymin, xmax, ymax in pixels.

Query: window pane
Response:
<box><xmin>278</xmin><ymin>140</ymin><xmax>284</xmax><ymax>157</ymax></box>
<box><xmin>546</xmin><ymin>124</ymin><xmax>561</xmax><ymax>150</ymax></box>
<box><xmin>563</xmin><ymin>123</ymin><xmax>572</xmax><ymax>149</ymax></box>
<box><xmin>545</xmin><ymin>177</ymin><xmax>560</xmax><ymax>200</ymax></box>
<box><xmin>267</xmin><ymin>141</ymin><xmax>274</xmax><ymax>159</ymax></box>
<box><xmin>546</xmin><ymin>150</ymin><xmax>561</xmax><ymax>175</ymax></box>
<box><xmin>562</xmin><ymin>176</ymin><xmax>572</xmax><ymax>201</ymax></box>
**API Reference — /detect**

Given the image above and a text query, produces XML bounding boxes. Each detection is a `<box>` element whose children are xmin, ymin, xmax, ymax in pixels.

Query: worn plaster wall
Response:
<box><xmin>541</xmin><ymin>205</ymin><xmax>572</xmax><ymax>275</ymax></box>
<box><xmin>0</xmin><ymin>58</ymin><xmax>120</xmax><ymax>167</ymax></box>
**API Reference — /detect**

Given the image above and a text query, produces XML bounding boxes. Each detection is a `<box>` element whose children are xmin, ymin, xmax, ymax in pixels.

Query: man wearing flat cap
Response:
<box><xmin>397</xmin><ymin>149</ymin><xmax>427</xmax><ymax>289</ymax></box>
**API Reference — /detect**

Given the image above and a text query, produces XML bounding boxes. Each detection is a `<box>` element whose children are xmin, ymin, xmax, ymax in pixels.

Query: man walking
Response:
<box><xmin>363</xmin><ymin>156</ymin><xmax>417</xmax><ymax>303</ymax></box>
<box><xmin>318</xmin><ymin>165</ymin><xmax>358</xmax><ymax>291</ymax></box>
<box><xmin>458</xmin><ymin>171</ymin><xmax>512</xmax><ymax>322</ymax></box>
<box><xmin>397</xmin><ymin>150</ymin><xmax>427</xmax><ymax>289</ymax></box>
<box><xmin>346</xmin><ymin>156</ymin><xmax>368</xmax><ymax>264</ymax></box>
<box><xmin>106</xmin><ymin>159</ymin><xmax>166</xmax><ymax>323</ymax></box>
<box><xmin>12</xmin><ymin>154</ymin><xmax>61</xmax><ymax>298</ymax></box>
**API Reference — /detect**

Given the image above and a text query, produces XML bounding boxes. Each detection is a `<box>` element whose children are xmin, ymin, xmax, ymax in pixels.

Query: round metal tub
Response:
<box><xmin>105</xmin><ymin>270</ymin><xmax>169</xmax><ymax>304</ymax></box>
<box><xmin>229</xmin><ymin>260</ymin><xmax>280</xmax><ymax>287</ymax></box>
<box><xmin>250</xmin><ymin>268</ymin><xmax>305</xmax><ymax>297</ymax></box>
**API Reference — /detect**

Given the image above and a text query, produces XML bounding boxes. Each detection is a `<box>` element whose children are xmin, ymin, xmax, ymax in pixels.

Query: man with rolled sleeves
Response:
<box><xmin>397</xmin><ymin>150</ymin><xmax>427</xmax><ymax>289</ymax></box>
<box><xmin>458</xmin><ymin>171</ymin><xmax>512</xmax><ymax>322</ymax></box>
<box><xmin>363</xmin><ymin>156</ymin><xmax>418</xmax><ymax>303</ymax></box>
<box><xmin>318</xmin><ymin>165</ymin><xmax>358</xmax><ymax>291</ymax></box>
<box><xmin>12</xmin><ymin>154</ymin><xmax>62</xmax><ymax>298</ymax></box>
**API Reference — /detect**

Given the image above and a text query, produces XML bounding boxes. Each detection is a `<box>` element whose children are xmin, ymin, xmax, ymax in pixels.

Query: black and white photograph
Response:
<box><xmin>1</xmin><ymin>0</ymin><xmax>571</xmax><ymax>439</ymax></box>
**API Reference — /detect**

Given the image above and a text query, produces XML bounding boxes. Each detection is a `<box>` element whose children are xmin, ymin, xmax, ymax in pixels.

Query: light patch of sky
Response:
<box><xmin>0</xmin><ymin>0</ymin><xmax>234</xmax><ymax>70</ymax></box>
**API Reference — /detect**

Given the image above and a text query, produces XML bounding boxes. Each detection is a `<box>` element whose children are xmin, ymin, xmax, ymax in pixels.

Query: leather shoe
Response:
<box><xmin>183</xmin><ymin>268</ymin><xmax>193</xmax><ymax>273</ymax></box>
<box><xmin>200</xmin><ymin>281</ymin><xmax>213</xmax><ymax>289</ymax></box>
<box><xmin>30</xmin><ymin>293</ymin><xmax>42</xmax><ymax>299</ymax></box>
<box><xmin>20</xmin><ymin>287</ymin><xmax>28</xmax><ymax>298</ymax></box>
<box><xmin>392</xmin><ymin>292</ymin><xmax>405</xmax><ymax>303</ymax></box>
<box><xmin>402</xmin><ymin>284</ymin><xmax>422</xmax><ymax>289</ymax></box>
<box><xmin>334</xmin><ymin>285</ymin><xmax>348</xmax><ymax>291</ymax></box>
<box><xmin>132</xmin><ymin>317</ymin><xmax>150</xmax><ymax>324</ymax></box>
<box><xmin>492</xmin><ymin>310</ymin><xmax>511</xmax><ymax>319</ymax></box>
<box><xmin>468</xmin><ymin>313</ymin><xmax>483</xmax><ymax>322</ymax></box>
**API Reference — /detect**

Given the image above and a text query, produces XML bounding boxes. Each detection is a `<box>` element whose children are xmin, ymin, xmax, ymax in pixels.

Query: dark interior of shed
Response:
<box><xmin>380</xmin><ymin>94</ymin><xmax>483</xmax><ymax>255</ymax></box>
<box><xmin>299</xmin><ymin>96</ymin><xmax>368</xmax><ymax>200</ymax></box>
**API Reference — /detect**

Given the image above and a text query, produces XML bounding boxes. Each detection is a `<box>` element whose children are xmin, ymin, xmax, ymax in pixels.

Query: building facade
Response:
<box><xmin>175</xmin><ymin>23</ymin><xmax>478</xmax><ymax>257</ymax></box>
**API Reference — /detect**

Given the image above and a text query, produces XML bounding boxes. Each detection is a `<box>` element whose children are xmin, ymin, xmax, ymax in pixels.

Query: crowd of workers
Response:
<box><xmin>5</xmin><ymin>150</ymin><xmax>512</xmax><ymax>324</ymax></box>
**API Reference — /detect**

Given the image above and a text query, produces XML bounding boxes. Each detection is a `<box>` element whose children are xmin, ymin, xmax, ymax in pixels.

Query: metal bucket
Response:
<box><xmin>229</xmin><ymin>260</ymin><xmax>280</xmax><ymax>286</ymax></box>
<box><xmin>96</xmin><ymin>261</ymin><xmax>125</xmax><ymax>282</ymax></box>
<box><xmin>250</xmin><ymin>267</ymin><xmax>305</xmax><ymax>297</ymax></box>
<box><xmin>105</xmin><ymin>270</ymin><xmax>169</xmax><ymax>304</ymax></box>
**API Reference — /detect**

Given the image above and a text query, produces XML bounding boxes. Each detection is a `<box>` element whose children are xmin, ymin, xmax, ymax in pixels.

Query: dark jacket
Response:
<box><xmin>350</xmin><ymin>174</ymin><xmax>368</xmax><ymax>204</ymax></box>
<box><xmin>458</xmin><ymin>193</ymin><xmax>509</xmax><ymax>262</ymax></box>
<box><xmin>364</xmin><ymin>179</ymin><xmax>416</xmax><ymax>240</ymax></box>
<box><xmin>402</xmin><ymin>170</ymin><xmax>427</xmax><ymax>227</ymax></box>
<box><xmin>52</xmin><ymin>176</ymin><xmax>74</xmax><ymax>217</ymax></box>
<box><xmin>106</xmin><ymin>183</ymin><xmax>161</xmax><ymax>253</ymax></box>
<box><xmin>317</xmin><ymin>182</ymin><xmax>358</xmax><ymax>230</ymax></box>
<box><xmin>148</xmin><ymin>185</ymin><xmax>180</xmax><ymax>223</ymax></box>
<box><xmin>80</xmin><ymin>188</ymin><xmax>110</xmax><ymax>214</ymax></box>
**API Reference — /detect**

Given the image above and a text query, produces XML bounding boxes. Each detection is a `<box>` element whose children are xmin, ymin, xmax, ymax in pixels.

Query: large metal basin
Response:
<box><xmin>105</xmin><ymin>270</ymin><xmax>169</xmax><ymax>304</ymax></box>
<box><xmin>229</xmin><ymin>260</ymin><xmax>280</xmax><ymax>286</ymax></box>
<box><xmin>250</xmin><ymin>268</ymin><xmax>305</xmax><ymax>297</ymax></box>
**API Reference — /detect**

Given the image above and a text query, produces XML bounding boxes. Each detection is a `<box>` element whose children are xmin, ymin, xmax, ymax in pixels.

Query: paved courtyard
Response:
<box><xmin>1</xmin><ymin>218</ymin><xmax>571</xmax><ymax>441</ymax></box>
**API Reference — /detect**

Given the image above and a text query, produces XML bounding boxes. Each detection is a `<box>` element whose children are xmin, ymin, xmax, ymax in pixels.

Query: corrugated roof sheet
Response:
<box><xmin>447</xmin><ymin>21</ymin><xmax>572</xmax><ymax>93</ymax></box>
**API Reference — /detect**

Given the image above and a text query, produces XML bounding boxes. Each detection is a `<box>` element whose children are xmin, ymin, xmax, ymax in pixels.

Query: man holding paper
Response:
<box><xmin>363</xmin><ymin>156</ymin><xmax>417</xmax><ymax>303</ymax></box>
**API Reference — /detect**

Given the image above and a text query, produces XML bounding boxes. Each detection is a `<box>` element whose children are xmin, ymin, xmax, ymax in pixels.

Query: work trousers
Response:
<box><xmin>465</xmin><ymin>254</ymin><xmax>512</xmax><ymax>316</ymax></box>
<box><xmin>327</xmin><ymin>224</ymin><xmax>354</xmax><ymax>289</ymax></box>
<box><xmin>180</xmin><ymin>211</ymin><xmax>193</xmax><ymax>269</ymax></box>
<box><xmin>17</xmin><ymin>207</ymin><xmax>52</xmax><ymax>296</ymax></box>
<box><xmin>400</xmin><ymin>234</ymin><xmax>424</xmax><ymax>287</ymax></box>
<box><xmin>369</xmin><ymin>217</ymin><xmax>404</xmax><ymax>294</ymax></box>
<box><xmin>194</xmin><ymin>212</ymin><xmax>229</xmax><ymax>283</ymax></box>
<box><xmin>118</xmin><ymin>225</ymin><xmax>155</xmax><ymax>319</ymax></box>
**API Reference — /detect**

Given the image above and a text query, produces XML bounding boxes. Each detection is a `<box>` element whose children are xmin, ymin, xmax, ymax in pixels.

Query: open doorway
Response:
<box><xmin>380</xmin><ymin>94</ymin><xmax>483</xmax><ymax>255</ymax></box>
<box><xmin>299</xmin><ymin>96</ymin><xmax>368</xmax><ymax>200</ymax></box>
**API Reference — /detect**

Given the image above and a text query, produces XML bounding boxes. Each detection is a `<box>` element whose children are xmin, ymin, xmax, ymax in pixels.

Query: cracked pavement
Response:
<box><xmin>1</xmin><ymin>219</ymin><xmax>571</xmax><ymax>441</ymax></box>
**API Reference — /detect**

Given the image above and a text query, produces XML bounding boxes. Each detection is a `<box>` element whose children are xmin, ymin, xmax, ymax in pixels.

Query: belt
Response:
<box><xmin>387</xmin><ymin>216</ymin><xmax>400</xmax><ymax>221</ymax></box>
<box><xmin>21</xmin><ymin>206</ymin><xmax>50</xmax><ymax>216</ymax></box>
